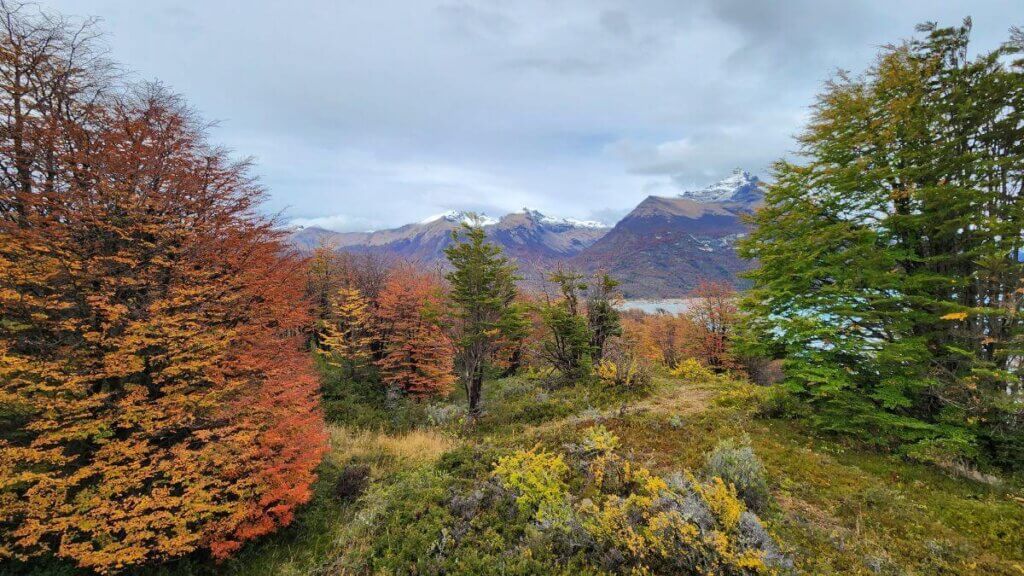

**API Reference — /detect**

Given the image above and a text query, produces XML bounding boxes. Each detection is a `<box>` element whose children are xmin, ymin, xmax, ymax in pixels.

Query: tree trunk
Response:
<box><xmin>467</xmin><ymin>368</ymin><xmax>483</xmax><ymax>419</ymax></box>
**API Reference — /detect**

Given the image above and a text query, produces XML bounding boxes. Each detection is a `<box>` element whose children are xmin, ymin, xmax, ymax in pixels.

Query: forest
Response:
<box><xmin>1</xmin><ymin>2</ymin><xmax>1023</xmax><ymax>575</ymax></box>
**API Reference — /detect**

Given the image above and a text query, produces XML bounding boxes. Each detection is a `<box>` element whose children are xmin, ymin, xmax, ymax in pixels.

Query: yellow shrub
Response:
<box><xmin>492</xmin><ymin>446</ymin><xmax>570</xmax><ymax>524</ymax></box>
<box><xmin>670</xmin><ymin>357</ymin><xmax>715</xmax><ymax>381</ymax></box>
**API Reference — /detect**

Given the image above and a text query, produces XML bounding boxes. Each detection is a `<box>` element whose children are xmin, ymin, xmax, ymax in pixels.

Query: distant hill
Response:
<box><xmin>287</xmin><ymin>169</ymin><xmax>762</xmax><ymax>297</ymax></box>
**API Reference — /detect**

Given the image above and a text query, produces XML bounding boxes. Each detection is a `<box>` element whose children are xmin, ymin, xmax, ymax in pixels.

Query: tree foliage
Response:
<box><xmin>0</xmin><ymin>4</ymin><xmax>327</xmax><ymax>571</ymax></box>
<box><xmin>317</xmin><ymin>286</ymin><xmax>374</xmax><ymax>378</ymax></box>
<box><xmin>376</xmin><ymin>269</ymin><xmax>455</xmax><ymax>398</ymax></box>
<box><xmin>444</xmin><ymin>223</ymin><xmax>525</xmax><ymax>417</ymax></box>
<box><xmin>739</xmin><ymin>21</ymin><xmax>1024</xmax><ymax>467</ymax></box>
<box><xmin>586</xmin><ymin>273</ymin><xmax>623</xmax><ymax>362</ymax></box>
<box><xmin>687</xmin><ymin>280</ymin><xmax>740</xmax><ymax>372</ymax></box>
<box><xmin>539</xmin><ymin>270</ymin><xmax>595</xmax><ymax>382</ymax></box>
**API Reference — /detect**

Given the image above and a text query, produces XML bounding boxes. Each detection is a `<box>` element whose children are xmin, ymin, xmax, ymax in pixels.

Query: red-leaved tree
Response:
<box><xmin>0</xmin><ymin>4</ymin><xmax>327</xmax><ymax>571</ymax></box>
<box><xmin>375</xmin><ymin>268</ymin><xmax>455</xmax><ymax>397</ymax></box>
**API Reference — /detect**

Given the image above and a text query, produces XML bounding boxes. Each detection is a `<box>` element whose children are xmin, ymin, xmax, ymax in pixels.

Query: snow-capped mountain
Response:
<box><xmin>571</xmin><ymin>170</ymin><xmax>762</xmax><ymax>297</ymax></box>
<box><xmin>290</xmin><ymin>207</ymin><xmax>610</xmax><ymax>266</ymax></box>
<box><xmin>289</xmin><ymin>170</ymin><xmax>762</xmax><ymax>297</ymax></box>
<box><xmin>420</xmin><ymin>210</ymin><xmax>500</xmax><ymax>227</ymax></box>
<box><xmin>677</xmin><ymin>169</ymin><xmax>762</xmax><ymax>204</ymax></box>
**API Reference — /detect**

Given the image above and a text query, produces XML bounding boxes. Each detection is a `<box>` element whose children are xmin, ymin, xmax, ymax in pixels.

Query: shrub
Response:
<box><xmin>598</xmin><ymin>334</ymin><xmax>654</xmax><ymax>389</ymax></box>
<box><xmin>743</xmin><ymin>357</ymin><xmax>786</xmax><ymax>386</ymax></box>
<box><xmin>491</xmin><ymin>446</ymin><xmax>571</xmax><ymax>525</ymax></box>
<box><xmin>704</xmin><ymin>438</ymin><xmax>771</xmax><ymax>512</ymax></box>
<box><xmin>335</xmin><ymin>464</ymin><xmax>371</xmax><ymax>501</ymax></box>
<box><xmin>671</xmin><ymin>358</ymin><xmax>716</xmax><ymax>381</ymax></box>
<box><xmin>754</xmin><ymin>385</ymin><xmax>804</xmax><ymax>419</ymax></box>
<box><xmin>442</xmin><ymin>428</ymin><xmax>790</xmax><ymax>575</ymax></box>
<box><xmin>426</xmin><ymin>402</ymin><xmax>468</xmax><ymax>427</ymax></box>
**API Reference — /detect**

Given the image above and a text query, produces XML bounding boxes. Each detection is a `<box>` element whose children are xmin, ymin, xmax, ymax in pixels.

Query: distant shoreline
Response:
<box><xmin>617</xmin><ymin>298</ymin><xmax>692</xmax><ymax>315</ymax></box>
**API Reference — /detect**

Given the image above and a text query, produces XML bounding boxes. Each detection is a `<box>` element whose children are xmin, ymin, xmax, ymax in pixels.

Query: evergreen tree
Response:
<box><xmin>739</xmin><ymin>21</ymin><xmax>1024</xmax><ymax>467</ymax></box>
<box><xmin>445</xmin><ymin>222</ymin><xmax>524</xmax><ymax>417</ymax></box>
<box><xmin>540</xmin><ymin>270</ymin><xmax>595</xmax><ymax>382</ymax></box>
<box><xmin>587</xmin><ymin>273</ymin><xmax>623</xmax><ymax>362</ymax></box>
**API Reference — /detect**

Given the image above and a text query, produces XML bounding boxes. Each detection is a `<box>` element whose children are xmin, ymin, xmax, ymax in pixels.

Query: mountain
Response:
<box><xmin>289</xmin><ymin>170</ymin><xmax>762</xmax><ymax>298</ymax></box>
<box><xmin>571</xmin><ymin>170</ymin><xmax>761</xmax><ymax>298</ymax></box>
<box><xmin>290</xmin><ymin>209</ymin><xmax>609</xmax><ymax>268</ymax></box>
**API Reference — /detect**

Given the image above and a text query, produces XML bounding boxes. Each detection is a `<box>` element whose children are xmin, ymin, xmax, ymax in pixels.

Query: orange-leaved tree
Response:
<box><xmin>684</xmin><ymin>280</ymin><xmax>740</xmax><ymax>371</ymax></box>
<box><xmin>0</xmin><ymin>4</ymin><xmax>327</xmax><ymax>572</ymax></box>
<box><xmin>375</xmin><ymin>268</ymin><xmax>455</xmax><ymax>397</ymax></box>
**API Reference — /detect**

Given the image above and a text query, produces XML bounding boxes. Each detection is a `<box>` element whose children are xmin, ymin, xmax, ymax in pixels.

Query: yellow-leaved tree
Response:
<box><xmin>318</xmin><ymin>286</ymin><xmax>374</xmax><ymax>378</ymax></box>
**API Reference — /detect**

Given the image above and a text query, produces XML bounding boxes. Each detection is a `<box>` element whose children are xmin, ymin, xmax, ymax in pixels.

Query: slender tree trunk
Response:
<box><xmin>468</xmin><ymin>366</ymin><xmax>483</xmax><ymax>419</ymax></box>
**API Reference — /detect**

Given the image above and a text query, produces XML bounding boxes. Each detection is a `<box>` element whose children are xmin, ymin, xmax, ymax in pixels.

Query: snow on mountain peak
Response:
<box><xmin>420</xmin><ymin>210</ymin><xmax>499</xmax><ymax>227</ymax></box>
<box><xmin>517</xmin><ymin>207</ymin><xmax>606</xmax><ymax>229</ymax></box>
<box><xmin>678</xmin><ymin>169</ymin><xmax>761</xmax><ymax>203</ymax></box>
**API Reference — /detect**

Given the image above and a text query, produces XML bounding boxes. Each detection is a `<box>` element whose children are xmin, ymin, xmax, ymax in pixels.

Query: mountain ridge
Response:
<box><xmin>289</xmin><ymin>171</ymin><xmax>763</xmax><ymax>297</ymax></box>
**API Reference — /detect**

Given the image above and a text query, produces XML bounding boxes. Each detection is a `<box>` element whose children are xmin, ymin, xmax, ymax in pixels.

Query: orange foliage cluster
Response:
<box><xmin>0</xmin><ymin>7</ymin><xmax>326</xmax><ymax>572</ymax></box>
<box><xmin>619</xmin><ymin>280</ymin><xmax>740</xmax><ymax>372</ymax></box>
<box><xmin>375</xmin><ymin>269</ymin><xmax>456</xmax><ymax>397</ymax></box>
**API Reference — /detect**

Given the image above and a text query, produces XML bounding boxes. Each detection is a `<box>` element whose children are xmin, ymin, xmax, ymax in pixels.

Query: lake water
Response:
<box><xmin>617</xmin><ymin>298</ymin><xmax>692</xmax><ymax>315</ymax></box>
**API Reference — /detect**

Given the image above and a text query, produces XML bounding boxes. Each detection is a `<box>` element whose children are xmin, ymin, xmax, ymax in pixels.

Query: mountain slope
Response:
<box><xmin>291</xmin><ymin>209</ymin><xmax>609</xmax><ymax>267</ymax></box>
<box><xmin>573</xmin><ymin>170</ymin><xmax>761</xmax><ymax>298</ymax></box>
<box><xmin>289</xmin><ymin>170</ymin><xmax>762</xmax><ymax>297</ymax></box>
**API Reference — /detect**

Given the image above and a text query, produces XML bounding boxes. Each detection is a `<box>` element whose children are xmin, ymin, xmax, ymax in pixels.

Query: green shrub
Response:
<box><xmin>492</xmin><ymin>446</ymin><xmax>572</xmax><ymax>525</ymax></box>
<box><xmin>704</xmin><ymin>437</ymin><xmax>771</xmax><ymax>512</ymax></box>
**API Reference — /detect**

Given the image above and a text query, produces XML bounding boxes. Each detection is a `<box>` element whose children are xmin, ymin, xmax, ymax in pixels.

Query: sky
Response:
<box><xmin>45</xmin><ymin>0</ymin><xmax>1021</xmax><ymax>231</ymax></box>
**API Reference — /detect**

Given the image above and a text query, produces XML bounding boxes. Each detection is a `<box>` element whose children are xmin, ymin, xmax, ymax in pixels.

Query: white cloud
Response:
<box><xmin>46</xmin><ymin>0</ymin><xmax>1016</xmax><ymax>229</ymax></box>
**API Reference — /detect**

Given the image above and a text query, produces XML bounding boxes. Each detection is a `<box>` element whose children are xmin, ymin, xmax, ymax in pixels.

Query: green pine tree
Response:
<box><xmin>445</xmin><ymin>220</ymin><xmax>526</xmax><ymax>418</ymax></box>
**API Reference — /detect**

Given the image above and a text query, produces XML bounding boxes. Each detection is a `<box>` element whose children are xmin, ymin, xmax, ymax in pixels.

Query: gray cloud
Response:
<box><xmin>44</xmin><ymin>0</ymin><xmax>1021</xmax><ymax>231</ymax></box>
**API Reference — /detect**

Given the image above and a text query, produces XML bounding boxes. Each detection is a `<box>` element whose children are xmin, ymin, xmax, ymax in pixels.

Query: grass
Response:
<box><xmin>328</xmin><ymin>424</ymin><xmax>456</xmax><ymax>473</ymax></box>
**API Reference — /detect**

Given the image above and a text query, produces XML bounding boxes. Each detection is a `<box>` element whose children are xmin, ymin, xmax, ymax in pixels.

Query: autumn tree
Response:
<box><xmin>445</xmin><ymin>223</ymin><xmax>525</xmax><ymax>417</ymax></box>
<box><xmin>318</xmin><ymin>286</ymin><xmax>374</xmax><ymax>378</ymax></box>
<box><xmin>0</xmin><ymin>4</ymin><xmax>326</xmax><ymax>571</ymax></box>
<box><xmin>684</xmin><ymin>280</ymin><xmax>740</xmax><ymax>371</ymax></box>
<box><xmin>375</xmin><ymin>268</ymin><xmax>455</xmax><ymax>398</ymax></box>
<box><xmin>307</xmin><ymin>245</ymin><xmax>346</xmax><ymax>346</ymax></box>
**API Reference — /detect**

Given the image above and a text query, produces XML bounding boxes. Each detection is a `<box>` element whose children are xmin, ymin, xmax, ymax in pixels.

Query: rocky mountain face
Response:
<box><xmin>572</xmin><ymin>170</ymin><xmax>761</xmax><ymax>297</ymax></box>
<box><xmin>288</xmin><ymin>170</ymin><xmax>762</xmax><ymax>298</ymax></box>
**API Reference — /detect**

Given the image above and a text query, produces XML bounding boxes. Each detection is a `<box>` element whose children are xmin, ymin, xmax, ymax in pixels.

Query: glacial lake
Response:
<box><xmin>617</xmin><ymin>298</ymin><xmax>693</xmax><ymax>315</ymax></box>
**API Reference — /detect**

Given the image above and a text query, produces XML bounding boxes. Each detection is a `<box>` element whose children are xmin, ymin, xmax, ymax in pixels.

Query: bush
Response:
<box><xmin>704</xmin><ymin>438</ymin><xmax>771</xmax><ymax>512</ymax></box>
<box><xmin>435</xmin><ymin>428</ymin><xmax>790</xmax><ymax>575</ymax></box>
<box><xmin>426</xmin><ymin>402</ymin><xmax>467</xmax><ymax>427</ymax></box>
<box><xmin>335</xmin><ymin>464</ymin><xmax>371</xmax><ymax>501</ymax></box>
<box><xmin>670</xmin><ymin>358</ymin><xmax>716</xmax><ymax>381</ymax></box>
<box><xmin>754</xmin><ymin>385</ymin><xmax>806</xmax><ymax>419</ymax></box>
<box><xmin>743</xmin><ymin>357</ymin><xmax>786</xmax><ymax>386</ymax></box>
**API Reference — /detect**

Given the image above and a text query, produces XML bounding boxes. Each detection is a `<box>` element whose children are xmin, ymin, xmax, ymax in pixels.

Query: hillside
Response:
<box><xmin>291</xmin><ymin>209</ymin><xmax>609</xmax><ymax>270</ymax></box>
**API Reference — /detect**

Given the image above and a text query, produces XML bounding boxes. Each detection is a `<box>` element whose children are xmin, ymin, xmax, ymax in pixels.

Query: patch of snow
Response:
<box><xmin>518</xmin><ymin>207</ymin><xmax>607</xmax><ymax>229</ymax></box>
<box><xmin>420</xmin><ymin>210</ymin><xmax>499</xmax><ymax>227</ymax></box>
<box><xmin>678</xmin><ymin>169</ymin><xmax>761</xmax><ymax>203</ymax></box>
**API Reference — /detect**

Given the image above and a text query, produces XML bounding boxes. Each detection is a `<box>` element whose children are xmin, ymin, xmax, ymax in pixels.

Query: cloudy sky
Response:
<box><xmin>46</xmin><ymin>0</ymin><xmax>1020</xmax><ymax>231</ymax></box>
